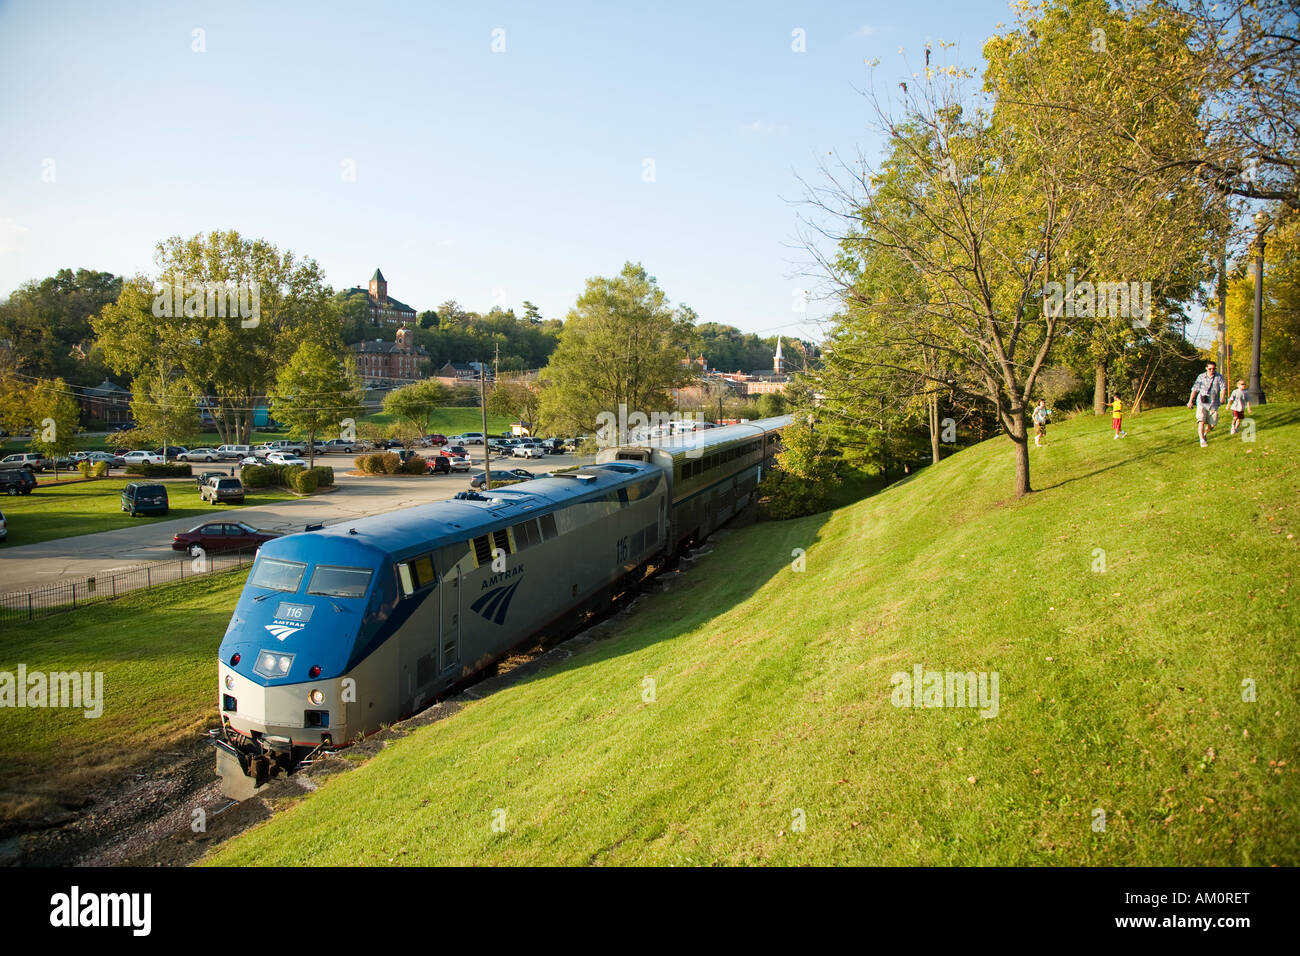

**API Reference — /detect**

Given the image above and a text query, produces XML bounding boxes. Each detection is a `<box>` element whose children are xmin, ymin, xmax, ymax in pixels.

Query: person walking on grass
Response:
<box><xmin>1032</xmin><ymin>400</ymin><xmax>1051</xmax><ymax>447</ymax></box>
<box><xmin>1187</xmin><ymin>360</ymin><xmax>1227</xmax><ymax>447</ymax></box>
<box><xmin>1228</xmin><ymin>379</ymin><xmax>1252</xmax><ymax>436</ymax></box>
<box><xmin>1110</xmin><ymin>393</ymin><xmax>1127</xmax><ymax>439</ymax></box>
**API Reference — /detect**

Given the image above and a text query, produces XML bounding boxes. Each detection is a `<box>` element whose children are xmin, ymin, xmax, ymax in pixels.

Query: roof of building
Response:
<box><xmin>371</xmin><ymin>268</ymin><xmax>385</xmax><ymax>282</ymax></box>
<box><xmin>88</xmin><ymin>379</ymin><xmax>131</xmax><ymax>395</ymax></box>
<box><xmin>348</xmin><ymin>338</ymin><xmax>428</xmax><ymax>356</ymax></box>
<box><xmin>341</xmin><ymin>286</ymin><xmax>416</xmax><ymax>314</ymax></box>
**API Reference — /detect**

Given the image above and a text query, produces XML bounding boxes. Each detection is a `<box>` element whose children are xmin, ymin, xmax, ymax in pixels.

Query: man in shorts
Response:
<box><xmin>1187</xmin><ymin>360</ymin><xmax>1227</xmax><ymax>447</ymax></box>
<box><xmin>1032</xmin><ymin>400</ymin><xmax>1051</xmax><ymax>447</ymax></box>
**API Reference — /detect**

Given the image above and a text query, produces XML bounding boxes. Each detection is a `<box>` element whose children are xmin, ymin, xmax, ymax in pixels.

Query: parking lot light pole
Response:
<box><xmin>480</xmin><ymin>366</ymin><xmax>491</xmax><ymax>490</ymax></box>
<box><xmin>1247</xmin><ymin>210</ymin><xmax>1270</xmax><ymax>406</ymax></box>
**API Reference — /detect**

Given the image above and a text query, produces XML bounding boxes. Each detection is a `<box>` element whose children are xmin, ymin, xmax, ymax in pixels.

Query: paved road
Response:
<box><xmin>0</xmin><ymin>453</ymin><xmax>595</xmax><ymax>593</ymax></box>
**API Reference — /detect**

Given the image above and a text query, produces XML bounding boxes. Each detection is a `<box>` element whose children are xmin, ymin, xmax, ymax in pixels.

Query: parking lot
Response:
<box><xmin>0</xmin><ymin>447</ymin><xmax>596</xmax><ymax>593</ymax></box>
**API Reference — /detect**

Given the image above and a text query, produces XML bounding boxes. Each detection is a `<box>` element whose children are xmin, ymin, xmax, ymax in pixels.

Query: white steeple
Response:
<box><xmin>774</xmin><ymin>336</ymin><xmax>785</xmax><ymax>375</ymax></box>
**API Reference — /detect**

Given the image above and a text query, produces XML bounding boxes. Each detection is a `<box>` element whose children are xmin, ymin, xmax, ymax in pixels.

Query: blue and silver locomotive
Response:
<box><xmin>214</xmin><ymin>417</ymin><xmax>789</xmax><ymax>794</ymax></box>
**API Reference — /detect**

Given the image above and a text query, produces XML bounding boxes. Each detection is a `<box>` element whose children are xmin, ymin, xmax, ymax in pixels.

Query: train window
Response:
<box><xmin>308</xmin><ymin>565</ymin><xmax>373</xmax><ymax>599</ymax></box>
<box><xmin>413</xmin><ymin>555</ymin><xmax>436</xmax><ymax>588</ymax></box>
<box><xmin>471</xmin><ymin>535</ymin><xmax>493</xmax><ymax>566</ymax></box>
<box><xmin>539</xmin><ymin>512</ymin><xmax>558</xmax><ymax>540</ymax></box>
<box><xmin>250</xmin><ymin>557</ymin><xmax>306</xmax><ymax>592</ymax></box>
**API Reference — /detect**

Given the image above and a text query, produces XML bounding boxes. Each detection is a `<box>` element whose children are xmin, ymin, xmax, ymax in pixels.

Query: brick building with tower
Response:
<box><xmin>341</xmin><ymin>268</ymin><xmax>417</xmax><ymax>327</ymax></box>
<box><xmin>348</xmin><ymin>325</ymin><xmax>430</xmax><ymax>387</ymax></box>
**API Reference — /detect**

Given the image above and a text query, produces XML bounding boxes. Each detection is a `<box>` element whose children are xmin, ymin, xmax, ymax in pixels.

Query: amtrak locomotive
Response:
<box><xmin>213</xmin><ymin>416</ymin><xmax>789</xmax><ymax>794</ymax></box>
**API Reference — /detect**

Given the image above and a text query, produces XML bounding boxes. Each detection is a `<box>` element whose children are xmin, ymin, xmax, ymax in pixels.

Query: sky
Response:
<box><xmin>2</xmin><ymin>0</ymin><xmax>1030</xmax><ymax>341</ymax></box>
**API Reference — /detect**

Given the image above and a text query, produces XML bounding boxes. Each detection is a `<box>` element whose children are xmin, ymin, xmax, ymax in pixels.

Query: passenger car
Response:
<box><xmin>201</xmin><ymin>477</ymin><xmax>246</xmax><ymax>504</ymax></box>
<box><xmin>172</xmin><ymin>520</ymin><xmax>280</xmax><ymax>553</ymax></box>
<box><xmin>121</xmin><ymin>482</ymin><xmax>169</xmax><ymax>515</ymax></box>
<box><xmin>319</xmin><ymin>439</ymin><xmax>357</xmax><ymax>454</ymax></box>
<box><xmin>1</xmin><ymin>453</ymin><xmax>45</xmax><ymax>472</ymax></box>
<box><xmin>179</xmin><ymin>448</ymin><xmax>221</xmax><ymax>462</ymax></box>
<box><xmin>122</xmin><ymin>450</ymin><xmax>164</xmax><ymax>465</ymax></box>
<box><xmin>0</xmin><ymin>469</ymin><xmax>35</xmax><ymax>495</ymax></box>
<box><xmin>426</xmin><ymin>456</ymin><xmax>451</xmax><ymax>475</ymax></box>
<box><xmin>216</xmin><ymin>445</ymin><xmax>254</xmax><ymax>460</ymax></box>
<box><xmin>266</xmin><ymin>452</ymin><xmax>308</xmax><ymax>467</ymax></box>
<box><xmin>469</xmin><ymin>468</ymin><xmax>535</xmax><ymax>489</ymax></box>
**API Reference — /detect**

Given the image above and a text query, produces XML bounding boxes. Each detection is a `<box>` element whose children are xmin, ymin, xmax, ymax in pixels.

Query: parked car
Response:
<box><xmin>266</xmin><ymin>440</ymin><xmax>306</xmax><ymax>454</ymax></box>
<box><xmin>0</xmin><ymin>508</ymin><xmax>6</xmax><ymax>541</ymax></box>
<box><xmin>171</xmin><ymin>520</ymin><xmax>281</xmax><ymax>554</ymax></box>
<box><xmin>154</xmin><ymin>446</ymin><xmax>188</xmax><ymax>460</ymax></box>
<box><xmin>121</xmin><ymin>482</ymin><xmax>169</xmax><ymax>516</ymax></box>
<box><xmin>266</xmin><ymin>451</ymin><xmax>307</xmax><ymax>467</ymax></box>
<box><xmin>542</xmin><ymin>438</ymin><xmax>568</xmax><ymax>455</ymax></box>
<box><xmin>178</xmin><ymin>447</ymin><xmax>220</xmax><ymax>462</ymax></box>
<box><xmin>200</xmin><ymin>476</ymin><xmax>246</xmax><ymax>504</ymax></box>
<box><xmin>319</xmin><ymin>439</ymin><xmax>357</xmax><ymax>454</ymax></box>
<box><xmin>426</xmin><ymin>434</ymin><xmax>448</xmax><ymax>446</ymax></box>
<box><xmin>216</xmin><ymin>444</ymin><xmax>253</xmax><ymax>460</ymax></box>
<box><xmin>439</xmin><ymin>447</ymin><xmax>472</xmax><ymax>471</ymax></box>
<box><xmin>1</xmin><ymin>453</ymin><xmax>46</xmax><ymax>472</ymax></box>
<box><xmin>451</xmin><ymin>432</ymin><xmax>485</xmax><ymax>445</ymax></box>
<box><xmin>0</xmin><ymin>469</ymin><xmax>36</xmax><ymax>495</ymax></box>
<box><xmin>469</xmin><ymin>468</ymin><xmax>536</xmax><ymax>490</ymax></box>
<box><xmin>426</xmin><ymin>455</ymin><xmax>451</xmax><ymax>475</ymax></box>
<box><xmin>109</xmin><ymin>421</ymin><xmax>137</xmax><ymax>432</ymax></box>
<box><xmin>195</xmin><ymin>470</ymin><xmax>227</xmax><ymax>489</ymax></box>
<box><xmin>512</xmin><ymin>443</ymin><xmax>545</xmax><ymax>459</ymax></box>
<box><xmin>122</xmin><ymin>450</ymin><xmax>164</xmax><ymax>466</ymax></box>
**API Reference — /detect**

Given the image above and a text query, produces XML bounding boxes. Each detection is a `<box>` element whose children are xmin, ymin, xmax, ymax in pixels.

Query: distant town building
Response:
<box><xmin>349</xmin><ymin>325</ymin><xmax>430</xmax><ymax>386</ymax></box>
<box><xmin>434</xmin><ymin>361</ymin><xmax>492</xmax><ymax>387</ymax></box>
<box><xmin>81</xmin><ymin>379</ymin><xmax>132</xmax><ymax>424</ymax></box>
<box><xmin>341</xmin><ymin>268</ymin><xmax>418</xmax><ymax>327</ymax></box>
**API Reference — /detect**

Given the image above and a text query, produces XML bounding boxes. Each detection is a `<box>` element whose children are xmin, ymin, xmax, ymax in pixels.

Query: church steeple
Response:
<box><xmin>774</xmin><ymin>336</ymin><xmax>785</xmax><ymax>376</ymax></box>
<box><xmin>369</xmin><ymin>268</ymin><xmax>388</xmax><ymax>303</ymax></box>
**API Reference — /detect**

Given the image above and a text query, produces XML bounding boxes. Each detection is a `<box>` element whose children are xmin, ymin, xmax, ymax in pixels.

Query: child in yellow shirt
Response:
<box><xmin>1111</xmin><ymin>395</ymin><xmax>1127</xmax><ymax>439</ymax></box>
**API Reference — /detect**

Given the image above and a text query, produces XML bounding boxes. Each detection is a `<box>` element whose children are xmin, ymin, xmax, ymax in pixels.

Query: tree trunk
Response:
<box><xmin>928</xmin><ymin>395</ymin><xmax>940</xmax><ymax>465</ymax></box>
<box><xmin>1012</xmin><ymin>409</ymin><xmax>1032</xmax><ymax>497</ymax></box>
<box><xmin>1093</xmin><ymin>362</ymin><xmax>1107</xmax><ymax>415</ymax></box>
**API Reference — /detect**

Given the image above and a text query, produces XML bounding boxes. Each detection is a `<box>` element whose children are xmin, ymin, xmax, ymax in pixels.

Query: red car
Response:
<box><xmin>425</xmin><ymin>434</ymin><xmax>448</xmax><ymax>446</ymax></box>
<box><xmin>172</xmin><ymin>520</ymin><xmax>281</xmax><ymax>554</ymax></box>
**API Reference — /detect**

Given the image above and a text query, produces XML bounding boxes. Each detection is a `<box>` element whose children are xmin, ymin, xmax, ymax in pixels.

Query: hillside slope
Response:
<box><xmin>206</xmin><ymin>405</ymin><xmax>1300</xmax><ymax>865</ymax></box>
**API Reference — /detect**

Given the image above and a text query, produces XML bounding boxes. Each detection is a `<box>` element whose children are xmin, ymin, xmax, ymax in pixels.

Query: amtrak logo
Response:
<box><xmin>265</xmin><ymin>623</ymin><xmax>303</xmax><ymax>641</ymax></box>
<box><xmin>471</xmin><ymin>580</ymin><xmax>521</xmax><ymax>626</ymax></box>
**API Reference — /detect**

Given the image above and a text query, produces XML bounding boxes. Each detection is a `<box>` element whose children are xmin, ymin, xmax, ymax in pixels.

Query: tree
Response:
<box><xmin>418</xmin><ymin>310</ymin><xmax>439</xmax><ymax>329</ymax></box>
<box><xmin>807</xmin><ymin>2</ymin><xmax>1214</xmax><ymax>496</ymax></box>
<box><xmin>521</xmin><ymin>300</ymin><xmax>543</xmax><ymax>324</ymax></box>
<box><xmin>487</xmin><ymin>381</ymin><xmax>541</xmax><ymax>429</ymax></box>
<box><xmin>130</xmin><ymin>370</ymin><xmax>201</xmax><ymax>456</ymax></box>
<box><xmin>537</xmin><ymin>263</ymin><xmax>698</xmax><ymax>439</ymax></box>
<box><xmin>93</xmin><ymin>231</ymin><xmax>337</xmax><ymax>445</ymax></box>
<box><xmin>382</xmin><ymin>380</ymin><xmax>450</xmax><ymax>439</ymax></box>
<box><xmin>269</xmin><ymin>342</ymin><xmax>365</xmax><ymax>466</ymax></box>
<box><xmin>0</xmin><ymin>269</ymin><xmax>122</xmax><ymax>385</ymax></box>
<box><xmin>27</xmin><ymin>379</ymin><xmax>81</xmax><ymax>479</ymax></box>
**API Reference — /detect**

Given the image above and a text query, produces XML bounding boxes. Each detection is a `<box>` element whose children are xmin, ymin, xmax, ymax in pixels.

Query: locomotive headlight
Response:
<box><xmin>224</xmin><ymin>675</ymin><xmax>234</xmax><ymax>690</ymax></box>
<box><xmin>309</xmin><ymin>689</ymin><xmax>325</xmax><ymax>705</ymax></box>
<box><xmin>253</xmin><ymin>649</ymin><xmax>295</xmax><ymax>679</ymax></box>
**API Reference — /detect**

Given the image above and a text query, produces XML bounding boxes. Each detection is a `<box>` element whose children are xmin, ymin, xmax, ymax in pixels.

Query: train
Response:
<box><xmin>212</xmin><ymin>415</ymin><xmax>791</xmax><ymax>796</ymax></box>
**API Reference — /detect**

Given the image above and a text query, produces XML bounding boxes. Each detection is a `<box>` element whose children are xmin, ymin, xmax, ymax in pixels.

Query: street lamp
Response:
<box><xmin>1247</xmin><ymin>211</ymin><xmax>1270</xmax><ymax>406</ymax></box>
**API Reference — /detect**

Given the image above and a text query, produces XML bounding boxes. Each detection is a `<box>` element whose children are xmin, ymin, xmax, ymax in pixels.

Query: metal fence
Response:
<box><xmin>0</xmin><ymin>548</ymin><xmax>258</xmax><ymax>627</ymax></box>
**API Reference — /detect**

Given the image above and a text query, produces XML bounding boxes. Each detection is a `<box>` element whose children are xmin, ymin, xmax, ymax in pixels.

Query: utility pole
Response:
<box><xmin>493</xmin><ymin>342</ymin><xmax>499</xmax><ymax>382</ymax></box>
<box><xmin>480</xmin><ymin>364</ymin><xmax>491</xmax><ymax>491</ymax></box>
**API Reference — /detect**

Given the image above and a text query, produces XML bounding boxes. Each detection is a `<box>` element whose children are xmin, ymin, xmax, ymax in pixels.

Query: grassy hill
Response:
<box><xmin>204</xmin><ymin>404</ymin><xmax>1300</xmax><ymax>865</ymax></box>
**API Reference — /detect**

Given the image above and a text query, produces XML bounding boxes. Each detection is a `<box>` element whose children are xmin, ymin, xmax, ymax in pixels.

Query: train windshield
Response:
<box><xmin>307</xmin><ymin>565</ymin><xmax>373</xmax><ymax>599</ymax></box>
<box><xmin>250</xmin><ymin>557</ymin><xmax>306</xmax><ymax>592</ymax></box>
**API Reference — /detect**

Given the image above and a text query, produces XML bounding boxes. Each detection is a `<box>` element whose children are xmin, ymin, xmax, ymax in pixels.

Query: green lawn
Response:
<box><xmin>362</xmin><ymin>408</ymin><xmax>514</xmax><ymax>436</ymax></box>
<box><xmin>202</xmin><ymin>404</ymin><xmax>1299</xmax><ymax>866</ymax></box>
<box><xmin>0</xmin><ymin>477</ymin><xmax>295</xmax><ymax>547</ymax></box>
<box><xmin>0</xmin><ymin>571</ymin><xmax>248</xmax><ymax>823</ymax></box>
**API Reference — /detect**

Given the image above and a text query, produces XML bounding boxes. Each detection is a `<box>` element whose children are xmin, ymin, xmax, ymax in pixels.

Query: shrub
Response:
<box><xmin>309</xmin><ymin>465</ymin><xmax>334</xmax><ymax>488</ymax></box>
<box><xmin>401</xmin><ymin>456</ymin><xmax>426</xmax><ymax>475</ymax></box>
<box><xmin>77</xmin><ymin>460</ymin><xmax>92</xmax><ymax>478</ymax></box>
<box><xmin>263</xmin><ymin>463</ymin><xmax>286</xmax><ymax>486</ymax></box>
<box><xmin>90</xmin><ymin>461</ymin><xmax>108</xmax><ymax>477</ymax></box>
<box><xmin>241</xmin><ymin>464</ymin><xmax>272</xmax><ymax>488</ymax></box>
<box><xmin>355</xmin><ymin>453</ymin><xmax>382</xmax><ymax>474</ymax></box>
<box><xmin>125</xmin><ymin>462</ymin><xmax>192</xmax><ymax>478</ymax></box>
<box><xmin>380</xmin><ymin>452</ymin><xmax>402</xmax><ymax>475</ymax></box>
<box><xmin>287</xmin><ymin>467</ymin><xmax>318</xmax><ymax>494</ymax></box>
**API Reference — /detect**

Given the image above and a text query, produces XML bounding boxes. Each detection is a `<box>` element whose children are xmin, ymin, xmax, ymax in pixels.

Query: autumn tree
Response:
<box><xmin>382</xmin><ymin>380</ymin><xmax>450</xmax><ymax>439</ymax></box>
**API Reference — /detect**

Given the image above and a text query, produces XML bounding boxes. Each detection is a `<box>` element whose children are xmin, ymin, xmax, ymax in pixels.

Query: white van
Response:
<box><xmin>216</xmin><ymin>444</ymin><xmax>253</xmax><ymax>460</ymax></box>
